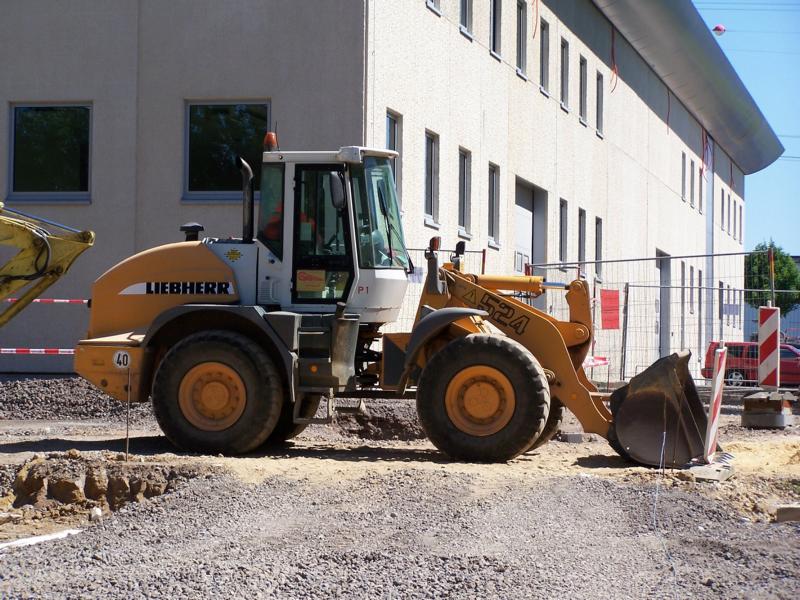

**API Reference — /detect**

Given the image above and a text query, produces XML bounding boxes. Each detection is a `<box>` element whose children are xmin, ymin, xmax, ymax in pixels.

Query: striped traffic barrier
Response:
<box><xmin>703</xmin><ymin>346</ymin><xmax>727</xmax><ymax>463</ymax></box>
<box><xmin>582</xmin><ymin>356</ymin><xmax>609</xmax><ymax>368</ymax></box>
<box><xmin>1</xmin><ymin>348</ymin><xmax>75</xmax><ymax>355</ymax></box>
<box><xmin>758</xmin><ymin>306</ymin><xmax>781</xmax><ymax>389</ymax></box>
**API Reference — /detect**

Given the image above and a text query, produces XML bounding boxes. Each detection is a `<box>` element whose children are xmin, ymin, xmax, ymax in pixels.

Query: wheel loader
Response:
<box><xmin>73</xmin><ymin>133</ymin><xmax>710</xmax><ymax>467</ymax></box>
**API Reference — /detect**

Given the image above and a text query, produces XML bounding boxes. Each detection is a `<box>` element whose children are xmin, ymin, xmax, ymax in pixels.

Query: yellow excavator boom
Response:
<box><xmin>0</xmin><ymin>203</ymin><xmax>94</xmax><ymax>329</ymax></box>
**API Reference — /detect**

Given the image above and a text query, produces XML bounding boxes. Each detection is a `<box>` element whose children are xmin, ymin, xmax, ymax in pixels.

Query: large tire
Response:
<box><xmin>263</xmin><ymin>394</ymin><xmax>322</xmax><ymax>445</ymax></box>
<box><xmin>527</xmin><ymin>397</ymin><xmax>565</xmax><ymax>452</ymax></box>
<box><xmin>152</xmin><ymin>330</ymin><xmax>284</xmax><ymax>454</ymax></box>
<box><xmin>416</xmin><ymin>334</ymin><xmax>550</xmax><ymax>462</ymax></box>
<box><xmin>725</xmin><ymin>369</ymin><xmax>746</xmax><ymax>387</ymax></box>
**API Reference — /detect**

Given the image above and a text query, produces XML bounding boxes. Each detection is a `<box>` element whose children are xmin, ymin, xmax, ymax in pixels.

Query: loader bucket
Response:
<box><xmin>608</xmin><ymin>352</ymin><xmax>707</xmax><ymax>468</ymax></box>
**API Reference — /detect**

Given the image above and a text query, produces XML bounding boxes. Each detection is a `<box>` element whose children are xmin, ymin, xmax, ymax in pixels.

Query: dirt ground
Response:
<box><xmin>1</xmin><ymin>381</ymin><xmax>799</xmax><ymax>598</ymax></box>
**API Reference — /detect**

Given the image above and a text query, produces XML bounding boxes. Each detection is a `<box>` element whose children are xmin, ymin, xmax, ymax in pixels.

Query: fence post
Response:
<box><xmin>768</xmin><ymin>246</ymin><xmax>776</xmax><ymax>308</ymax></box>
<box><xmin>481</xmin><ymin>248</ymin><xmax>487</xmax><ymax>274</ymax></box>
<box><xmin>620</xmin><ymin>282</ymin><xmax>629</xmax><ymax>381</ymax></box>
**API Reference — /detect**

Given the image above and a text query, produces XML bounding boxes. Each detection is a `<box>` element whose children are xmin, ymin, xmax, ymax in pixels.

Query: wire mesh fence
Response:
<box><xmin>521</xmin><ymin>250</ymin><xmax>793</xmax><ymax>387</ymax></box>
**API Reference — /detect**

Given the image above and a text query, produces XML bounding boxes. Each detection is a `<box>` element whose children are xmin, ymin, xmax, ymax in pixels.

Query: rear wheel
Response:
<box><xmin>263</xmin><ymin>394</ymin><xmax>322</xmax><ymax>445</ymax></box>
<box><xmin>416</xmin><ymin>334</ymin><xmax>550</xmax><ymax>462</ymax></box>
<box><xmin>725</xmin><ymin>369</ymin><xmax>746</xmax><ymax>387</ymax></box>
<box><xmin>152</xmin><ymin>331</ymin><xmax>283</xmax><ymax>454</ymax></box>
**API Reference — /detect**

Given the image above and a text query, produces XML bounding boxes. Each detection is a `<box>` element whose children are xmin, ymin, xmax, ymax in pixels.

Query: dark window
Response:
<box><xmin>579</xmin><ymin>56</ymin><xmax>587</xmax><ymax>122</ymax></box>
<box><xmin>516</xmin><ymin>1</ymin><xmax>527</xmax><ymax>74</ymax></box>
<box><xmin>12</xmin><ymin>106</ymin><xmax>90</xmax><ymax>194</ymax></box>
<box><xmin>738</xmin><ymin>204</ymin><xmax>743</xmax><ymax>242</ymax></box>
<box><xmin>460</xmin><ymin>0</ymin><xmax>472</xmax><ymax>32</ymax></box>
<box><xmin>698</xmin><ymin>164</ymin><xmax>703</xmax><ymax>213</ymax></box>
<box><xmin>559</xmin><ymin>199</ymin><xmax>568</xmax><ymax>262</ymax></box>
<box><xmin>595</xmin><ymin>217</ymin><xmax>603</xmax><ymax>277</ymax></box>
<box><xmin>426</xmin><ymin>0</ymin><xmax>441</xmax><ymax>12</ymax></box>
<box><xmin>187</xmin><ymin>103</ymin><xmax>269</xmax><ymax>194</ymax></box>
<box><xmin>578</xmin><ymin>208</ymin><xmax>586</xmax><ymax>262</ymax></box>
<box><xmin>540</xmin><ymin>20</ymin><xmax>550</xmax><ymax>92</ymax></box>
<box><xmin>727</xmin><ymin>193</ymin><xmax>731</xmax><ymax>233</ymax></box>
<box><xmin>491</xmin><ymin>0</ymin><xmax>502</xmax><ymax>55</ymax></box>
<box><xmin>690</xmin><ymin>265</ymin><xmax>695</xmax><ymax>312</ymax></box>
<box><xmin>386</xmin><ymin>110</ymin><xmax>401</xmax><ymax>201</ymax></box>
<box><xmin>728</xmin><ymin>345</ymin><xmax>744</xmax><ymax>358</ymax></box>
<box><xmin>424</xmin><ymin>131</ymin><xmax>439</xmax><ymax>221</ymax></box>
<box><xmin>458</xmin><ymin>149</ymin><xmax>471</xmax><ymax>232</ymax></box>
<box><xmin>681</xmin><ymin>153</ymin><xmax>686</xmax><ymax>201</ymax></box>
<box><xmin>720</xmin><ymin>188</ymin><xmax>725</xmax><ymax>230</ymax></box>
<box><xmin>595</xmin><ymin>72</ymin><xmax>604</xmax><ymax>133</ymax></box>
<box><xmin>780</xmin><ymin>347</ymin><xmax>797</xmax><ymax>359</ymax></box>
<box><xmin>488</xmin><ymin>164</ymin><xmax>499</xmax><ymax>242</ymax></box>
<box><xmin>690</xmin><ymin>159</ymin><xmax>695</xmax><ymax>207</ymax></box>
<box><xmin>560</xmin><ymin>38</ymin><xmax>569</xmax><ymax>108</ymax></box>
<box><xmin>257</xmin><ymin>163</ymin><xmax>285</xmax><ymax>259</ymax></box>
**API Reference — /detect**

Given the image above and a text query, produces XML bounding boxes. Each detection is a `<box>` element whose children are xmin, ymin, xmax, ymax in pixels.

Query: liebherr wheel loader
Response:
<box><xmin>74</xmin><ymin>133</ymin><xmax>709</xmax><ymax>467</ymax></box>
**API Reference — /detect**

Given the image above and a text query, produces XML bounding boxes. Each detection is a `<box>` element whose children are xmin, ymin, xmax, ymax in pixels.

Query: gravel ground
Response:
<box><xmin>1</xmin><ymin>376</ymin><xmax>799</xmax><ymax>598</ymax></box>
<box><xmin>1</xmin><ymin>468</ymin><xmax>797</xmax><ymax>599</ymax></box>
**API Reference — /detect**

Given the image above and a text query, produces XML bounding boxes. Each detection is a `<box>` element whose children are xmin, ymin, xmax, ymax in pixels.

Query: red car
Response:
<box><xmin>700</xmin><ymin>341</ymin><xmax>800</xmax><ymax>386</ymax></box>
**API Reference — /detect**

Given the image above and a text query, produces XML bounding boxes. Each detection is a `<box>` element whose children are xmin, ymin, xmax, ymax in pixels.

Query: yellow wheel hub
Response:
<box><xmin>178</xmin><ymin>362</ymin><xmax>246</xmax><ymax>431</ymax></box>
<box><xmin>445</xmin><ymin>365</ymin><xmax>516</xmax><ymax>437</ymax></box>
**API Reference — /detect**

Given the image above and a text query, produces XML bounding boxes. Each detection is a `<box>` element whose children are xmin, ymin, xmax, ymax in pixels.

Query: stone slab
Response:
<box><xmin>776</xmin><ymin>505</ymin><xmax>800</xmax><ymax>523</ymax></box>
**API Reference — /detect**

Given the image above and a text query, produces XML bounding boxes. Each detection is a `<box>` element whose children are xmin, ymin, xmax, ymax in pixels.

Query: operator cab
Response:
<box><xmin>250</xmin><ymin>137</ymin><xmax>410</xmax><ymax>323</ymax></box>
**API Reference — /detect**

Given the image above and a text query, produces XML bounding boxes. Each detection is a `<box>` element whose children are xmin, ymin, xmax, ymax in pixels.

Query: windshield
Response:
<box><xmin>350</xmin><ymin>157</ymin><xmax>409</xmax><ymax>269</ymax></box>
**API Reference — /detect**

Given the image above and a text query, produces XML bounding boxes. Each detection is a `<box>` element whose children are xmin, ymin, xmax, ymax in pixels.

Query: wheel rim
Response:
<box><xmin>444</xmin><ymin>365</ymin><xmax>516</xmax><ymax>437</ymax></box>
<box><xmin>178</xmin><ymin>362</ymin><xmax>247</xmax><ymax>431</ymax></box>
<box><xmin>728</xmin><ymin>371</ymin><xmax>744</xmax><ymax>387</ymax></box>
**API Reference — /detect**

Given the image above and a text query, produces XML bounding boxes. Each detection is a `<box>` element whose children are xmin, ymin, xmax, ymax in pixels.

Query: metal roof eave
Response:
<box><xmin>592</xmin><ymin>0</ymin><xmax>784</xmax><ymax>175</ymax></box>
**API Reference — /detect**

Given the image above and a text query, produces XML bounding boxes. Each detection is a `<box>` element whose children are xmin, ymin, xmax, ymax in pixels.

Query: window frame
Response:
<box><xmin>424</xmin><ymin>130</ymin><xmax>440</xmax><ymax>225</ymax></box>
<box><xmin>720</xmin><ymin>187</ymin><xmax>725</xmax><ymax>230</ymax></box>
<box><xmin>458</xmin><ymin>148</ymin><xmax>472</xmax><ymax>235</ymax></box>
<box><xmin>560</xmin><ymin>38</ymin><xmax>570</xmax><ymax>110</ymax></box>
<box><xmin>539</xmin><ymin>19</ymin><xmax>550</xmax><ymax>94</ymax></box>
<box><xmin>426</xmin><ymin>0</ymin><xmax>442</xmax><ymax>16</ymax></box>
<box><xmin>516</xmin><ymin>1</ymin><xmax>527</xmax><ymax>77</ymax></box>
<box><xmin>698</xmin><ymin>164</ymin><xmax>703</xmax><ymax>214</ymax></box>
<box><xmin>690</xmin><ymin>159</ymin><xmax>695</xmax><ymax>207</ymax></box>
<box><xmin>491</xmin><ymin>0</ymin><xmax>502</xmax><ymax>57</ymax></box>
<box><xmin>8</xmin><ymin>102</ymin><xmax>93</xmax><ymax>203</ymax></box>
<box><xmin>459</xmin><ymin>0</ymin><xmax>473</xmax><ymax>36</ymax></box>
<box><xmin>595</xmin><ymin>217</ymin><xmax>603</xmax><ymax>278</ymax></box>
<box><xmin>488</xmin><ymin>163</ymin><xmax>500</xmax><ymax>245</ymax></box>
<box><xmin>183</xmin><ymin>100</ymin><xmax>271</xmax><ymax>203</ymax></box>
<box><xmin>578</xmin><ymin>56</ymin><xmax>588</xmax><ymax>124</ymax></box>
<box><xmin>595</xmin><ymin>71</ymin><xmax>604</xmax><ymax>136</ymax></box>
<box><xmin>559</xmin><ymin>198</ymin><xmax>568</xmax><ymax>262</ymax></box>
<box><xmin>385</xmin><ymin>109</ymin><xmax>402</xmax><ymax>202</ymax></box>
<box><xmin>578</xmin><ymin>208</ymin><xmax>586</xmax><ymax>263</ymax></box>
<box><xmin>681</xmin><ymin>152</ymin><xmax>686</xmax><ymax>201</ymax></box>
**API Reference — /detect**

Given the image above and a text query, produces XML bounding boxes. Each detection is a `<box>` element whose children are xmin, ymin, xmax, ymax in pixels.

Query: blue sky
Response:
<box><xmin>693</xmin><ymin>0</ymin><xmax>800</xmax><ymax>254</ymax></box>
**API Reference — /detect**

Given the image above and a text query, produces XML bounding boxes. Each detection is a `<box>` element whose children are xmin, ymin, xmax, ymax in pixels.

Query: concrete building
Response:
<box><xmin>0</xmin><ymin>0</ymin><xmax>782</xmax><ymax>374</ymax></box>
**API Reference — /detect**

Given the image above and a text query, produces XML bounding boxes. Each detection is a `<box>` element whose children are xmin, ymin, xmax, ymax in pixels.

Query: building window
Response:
<box><xmin>698</xmin><ymin>165</ymin><xmax>703</xmax><ymax>213</ymax></box>
<box><xmin>690</xmin><ymin>159</ymin><xmax>695</xmax><ymax>208</ymax></box>
<box><xmin>578</xmin><ymin>208</ymin><xmax>586</xmax><ymax>262</ymax></box>
<box><xmin>11</xmin><ymin>105</ymin><xmax>91</xmax><ymax>198</ymax></box>
<box><xmin>596</xmin><ymin>72</ymin><xmax>604</xmax><ymax>134</ymax></box>
<box><xmin>595</xmin><ymin>217</ymin><xmax>603</xmax><ymax>277</ymax></box>
<box><xmin>426</xmin><ymin>0</ymin><xmax>441</xmax><ymax>14</ymax></box>
<box><xmin>680</xmin><ymin>261</ymin><xmax>686</xmax><ymax>349</ymax></box>
<box><xmin>516</xmin><ymin>1</ymin><xmax>527</xmax><ymax>75</ymax></box>
<box><xmin>460</xmin><ymin>0</ymin><xmax>473</xmax><ymax>33</ymax></box>
<box><xmin>538</xmin><ymin>20</ymin><xmax>550</xmax><ymax>94</ymax></box>
<box><xmin>733</xmin><ymin>199</ymin><xmax>737</xmax><ymax>241</ymax></box>
<box><xmin>488</xmin><ymin>164</ymin><xmax>500</xmax><ymax>243</ymax></box>
<box><xmin>458</xmin><ymin>149</ymin><xmax>471</xmax><ymax>233</ymax></box>
<box><xmin>386</xmin><ymin>110</ymin><xmax>402</xmax><ymax>201</ymax></box>
<box><xmin>579</xmin><ymin>56</ymin><xmax>588</xmax><ymax>123</ymax></box>
<box><xmin>727</xmin><ymin>193</ymin><xmax>731</xmax><ymax>233</ymax></box>
<box><xmin>491</xmin><ymin>0</ymin><xmax>502</xmax><ymax>56</ymax></box>
<box><xmin>424</xmin><ymin>131</ymin><xmax>439</xmax><ymax>222</ymax></box>
<box><xmin>559</xmin><ymin>199</ymin><xmax>568</xmax><ymax>262</ymax></box>
<box><xmin>186</xmin><ymin>102</ymin><xmax>269</xmax><ymax>198</ymax></box>
<box><xmin>690</xmin><ymin>265</ymin><xmax>695</xmax><ymax>313</ymax></box>
<box><xmin>560</xmin><ymin>38</ymin><xmax>569</xmax><ymax>109</ymax></box>
<box><xmin>681</xmin><ymin>153</ymin><xmax>686</xmax><ymax>201</ymax></box>
<box><xmin>720</xmin><ymin>188</ymin><xmax>725</xmax><ymax>230</ymax></box>
<box><xmin>738</xmin><ymin>204</ymin><xmax>743</xmax><ymax>242</ymax></box>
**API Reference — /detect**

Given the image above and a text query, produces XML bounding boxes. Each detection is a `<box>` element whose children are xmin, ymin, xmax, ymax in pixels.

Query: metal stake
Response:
<box><xmin>126</xmin><ymin>367</ymin><xmax>131</xmax><ymax>462</ymax></box>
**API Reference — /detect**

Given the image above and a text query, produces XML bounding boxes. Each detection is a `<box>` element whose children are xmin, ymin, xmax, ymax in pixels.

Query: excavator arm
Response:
<box><xmin>0</xmin><ymin>203</ymin><xmax>94</xmax><ymax>328</ymax></box>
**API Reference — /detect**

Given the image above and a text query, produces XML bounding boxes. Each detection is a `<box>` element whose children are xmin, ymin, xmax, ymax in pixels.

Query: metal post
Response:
<box><xmin>125</xmin><ymin>367</ymin><xmax>131</xmax><ymax>462</ymax></box>
<box><xmin>481</xmin><ymin>248</ymin><xmax>487</xmax><ymax>274</ymax></box>
<box><xmin>768</xmin><ymin>246</ymin><xmax>776</xmax><ymax>308</ymax></box>
<box><xmin>620</xmin><ymin>282</ymin><xmax>630</xmax><ymax>381</ymax></box>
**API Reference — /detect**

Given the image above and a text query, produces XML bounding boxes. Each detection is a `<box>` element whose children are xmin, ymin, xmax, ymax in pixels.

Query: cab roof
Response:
<box><xmin>263</xmin><ymin>147</ymin><xmax>398</xmax><ymax>164</ymax></box>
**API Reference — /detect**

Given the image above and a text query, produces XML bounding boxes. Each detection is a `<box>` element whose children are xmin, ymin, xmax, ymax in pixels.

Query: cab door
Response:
<box><xmin>291</xmin><ymin>164</ymin><xmax>354</xmax><ymax>303</ymax></box>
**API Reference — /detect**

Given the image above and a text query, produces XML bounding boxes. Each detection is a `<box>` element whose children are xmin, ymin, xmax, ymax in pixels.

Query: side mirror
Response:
<box><xmin>330</xmin><ymin>171</ymin><xmax>346</xmax><ymax>210</ymax></box>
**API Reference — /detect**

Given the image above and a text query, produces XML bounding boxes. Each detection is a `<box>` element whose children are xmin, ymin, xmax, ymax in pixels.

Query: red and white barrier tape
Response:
<box><xmin>1</xmin><ymin>348</ymin><xmax>74</xmax><ymax>355</ymax></box>
<box><xmin>4</xmin><ymin>298</ymin><xmax>87</xmax><ymax>304</ymax></box>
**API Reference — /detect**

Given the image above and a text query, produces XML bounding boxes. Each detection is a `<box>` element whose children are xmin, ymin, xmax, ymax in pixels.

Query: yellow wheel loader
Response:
<box><xmin>74</xmin><ymin>134</ymin><xmax>709</xmax><ymax>467</ymax></box>
<box><xmin>1</xmin><ymin>203</ymin><xmax>94</xmax><ymax>328</ymax></box>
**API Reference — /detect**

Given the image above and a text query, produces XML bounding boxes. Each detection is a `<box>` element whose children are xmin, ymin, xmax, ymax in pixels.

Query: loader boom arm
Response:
<box><xmin>0</xmin><ymin>203</ymin><xmax>94</xmax><ymax>328</ymax></box>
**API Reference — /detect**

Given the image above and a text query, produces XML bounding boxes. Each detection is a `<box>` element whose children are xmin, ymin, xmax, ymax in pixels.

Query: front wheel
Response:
<box><xmin>152</xmin><ymin>331</ymin><xmax>284</xmax><ymax>454</ymax></box>
<box><xmin>416</xmin><ymin>334</ymin><xmax>550</xmax><ymax>462</ymax></box>
<box><xmin>725</xmin><ymin>369</ymin><xmax>746</xmax><ymax>387</ymax></box>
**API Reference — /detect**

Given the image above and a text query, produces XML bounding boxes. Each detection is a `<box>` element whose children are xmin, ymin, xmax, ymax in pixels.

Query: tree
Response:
<box><xmin>745</xmin><ymin>241</ymin><xmax>800</xmax><ymax>315</ymax></box>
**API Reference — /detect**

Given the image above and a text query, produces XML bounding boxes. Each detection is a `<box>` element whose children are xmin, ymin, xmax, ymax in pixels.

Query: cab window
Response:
<box><xmin>258</xmin><ymin>163</ymin><xmax>284</xmax><ymax>259</ymax></box>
